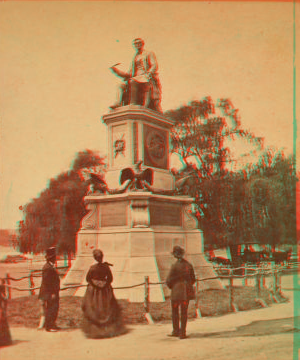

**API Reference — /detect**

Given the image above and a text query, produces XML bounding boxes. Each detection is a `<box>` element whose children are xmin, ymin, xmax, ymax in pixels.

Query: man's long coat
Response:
<box><xmin>166</xmin><ymin>258</ymin><xmax>196</xmax><ymax>301</ymax></box>
<box><xmin>38</xmin><ymin>262</ymin><xmax>60</xmax><ymax>301</ymax></box>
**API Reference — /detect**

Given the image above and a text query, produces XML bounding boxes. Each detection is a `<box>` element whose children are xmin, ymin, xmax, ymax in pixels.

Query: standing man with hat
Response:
<box><xmin>38</xmin><ymin>247</ymin><xmax>60</xmax><ymax>332</ymax></box>
<box><xmin>166</xmin><ymin>246</ymin><xmax>196</xmax><ymax>339</ymax></box>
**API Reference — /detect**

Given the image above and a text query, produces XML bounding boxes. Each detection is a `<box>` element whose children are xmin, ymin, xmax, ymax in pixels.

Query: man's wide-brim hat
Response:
<box><xmin>46</xmin><ymin>247</ymin><xmax>56</xmax><ymax>259</ymax></box>
<box><xmin>171</xmin><ymin>246</ymin><xmax>185</xmax><ymax>257</ymax></box>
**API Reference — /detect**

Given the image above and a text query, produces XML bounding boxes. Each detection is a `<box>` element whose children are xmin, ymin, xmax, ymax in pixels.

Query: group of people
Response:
<box><xmin>1</xmin><ymin>244</ymin><xmax>196</xmax><ymax>344</ymax></box>
<box><xmin>37</xmin><ymin>245</ymin><xmax>196</xmax><ymax>340</ymax></box>
<box><xmin>36</xmin><ymin>246</ymin><xmax>125</xmax><ymax>338</ymax></box>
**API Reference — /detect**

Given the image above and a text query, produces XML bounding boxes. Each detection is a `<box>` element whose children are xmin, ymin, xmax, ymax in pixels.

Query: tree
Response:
<box><xmin>243</xmin><ymin>148</ymin><xmax>297</xmax><ymax>248</ymax></box>
<box><xmin>17</xmin><ymin>150</ymin><xmax>105</xmax><ymax>255</ymax></box>
<box><xmin>166</xmin><ymin>98</ymin><xmax>260</xmax><ymax>243</ymax></box>
<box><xmin>167</xmin><ymin>97</ymin><xmax>262</xmax><ymax>176</ymax></box>
<box><xmin>166</xmin><ymin>98</ymin><xmax>296</xmax><ymax>261</ymax></box>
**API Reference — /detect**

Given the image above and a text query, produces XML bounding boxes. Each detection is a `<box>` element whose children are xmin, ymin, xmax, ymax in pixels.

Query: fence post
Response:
<box><xmin>255</xmin><ymin>268</ymin><xmax>268</xmax><ymax>308</ymax></box>
<box><xmin>6</xmin><ymin>273</ymin><xmax>11</xmax><ymax>300</ymax></box>
<box><xmin>195</xmin><ymin>280</ymin><xmax>201</xmax><ymax>318</ymax></box>
<box><xmin>144</xmin><ymin>276</ymin><xmax>149</xmax><ymax>313</ymax></box>
<box><xmin>270</xmin><ymin>262</ymin><xmax>280</xmax><ymax>303</ymax></box>
<box><xmin>255</xmin><ymin>273</ymin><xmax>260</xmax><ymax>299</ymax></box>
<box><xmin>229</xmin><ymin>273</ymin><xmax>233</xmax><ymax>311</ymax></box>
<box><xmin>243</xmin><ymin>263</ymin><xmax>248</xmax><ymax>286</ymax></box>
<box><xmin>259</xmin><ymin>269</ymin><xmax>265</xmax><ymax>289</ymax></box>
<box><xmin>29</xmin><ymin>270</ymin><xmax>35</xmax><ymax>296</ymax></box>
<box><xmin>228</xmin><ymin>270</ymin><xmax>238</xmax><ymax>312</ymax></box>
<box><xmin>144</xmin><ymin>276</ymin><xmax>154</xmax><ymax>324</ymax></box>
<box><xmin>272</xmin><ymin>261</ymin><xmax>277</xmax><ymax>294</ymax></box>
<box><xmin>275</xmin><ymin>268</ymin><xmax>278</xmax><ymax>293</ymax></box>
<box><xmin>277</xmin><ymin>269</ymin><xmax>282</xmax><ymax>294</ymax></box>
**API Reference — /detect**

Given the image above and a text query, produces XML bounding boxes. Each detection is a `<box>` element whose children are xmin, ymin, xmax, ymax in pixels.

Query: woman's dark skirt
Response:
<box><xmin>0</xmin><ymin>307</ymin><xmax>12</xmax><ymax>347</ymax></box>
<box><xmin>81</xmin><ymin>284</ymin><xmax>126</xmax><ymax>339</ymax></box>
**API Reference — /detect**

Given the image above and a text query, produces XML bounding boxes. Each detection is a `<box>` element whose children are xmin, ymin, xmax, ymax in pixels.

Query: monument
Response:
<box><xmin>62</xmin><ymin>39</ymin><xmax>222</xmax><ymax>301</ymax></box>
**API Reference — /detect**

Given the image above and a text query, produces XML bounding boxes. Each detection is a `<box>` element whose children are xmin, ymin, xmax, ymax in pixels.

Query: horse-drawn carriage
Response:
<box><xmin>207</xmin><ymin>245</ymin><xmax>293</xmax><ymax>272</ymax></box>
<box><xmin>242</xmin><ymin>248</ymin><xmax>292</xmax><ymax>266</ymax></box>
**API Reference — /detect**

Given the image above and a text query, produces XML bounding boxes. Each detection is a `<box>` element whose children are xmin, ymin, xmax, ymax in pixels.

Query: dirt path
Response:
<box><xmin>1</xmin><ymin>301</ymin><xmax>298</xmax><ymax>360</ymax></box>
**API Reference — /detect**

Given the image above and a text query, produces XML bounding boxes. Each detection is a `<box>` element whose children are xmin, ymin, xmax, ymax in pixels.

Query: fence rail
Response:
<box><xmin>2</xmin><ymin>261</ymin><xmax>296</xmax><ymax>322</ymax></box>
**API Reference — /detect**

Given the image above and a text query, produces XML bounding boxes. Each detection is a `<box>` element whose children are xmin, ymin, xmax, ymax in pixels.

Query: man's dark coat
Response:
<box><xmin>38</xmin><ymin>262</ymin><xmax>60</xmax><ymax>300</ymax></box>
<box><xmin>38</xmin><ymin>261</ymin><xmax>60</xmax><ymax>330</ymax></box>
<box><xmin>166</xmin><ymin>258</ymin><xmax>196</xmax><ymax>301</ymax></box>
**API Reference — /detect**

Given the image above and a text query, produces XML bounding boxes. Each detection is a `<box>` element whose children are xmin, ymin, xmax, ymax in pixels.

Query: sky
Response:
<box><xmin>0</xmin><ymin>1</ymin><xmax>299</xmax><ymax>229</ymax></box>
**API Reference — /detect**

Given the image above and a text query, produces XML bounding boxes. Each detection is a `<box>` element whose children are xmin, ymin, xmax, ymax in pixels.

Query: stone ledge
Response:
<box><xmin>102</xmin><ymin>105</ymin><xmax>175</xmax><ymax>128</ymax></box>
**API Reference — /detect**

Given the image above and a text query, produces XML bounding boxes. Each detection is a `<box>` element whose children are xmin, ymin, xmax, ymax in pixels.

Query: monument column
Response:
<box><xmin>103</xmin><ymin>105</ymin><xmax>175</xmax><ymax>190</ymax></box>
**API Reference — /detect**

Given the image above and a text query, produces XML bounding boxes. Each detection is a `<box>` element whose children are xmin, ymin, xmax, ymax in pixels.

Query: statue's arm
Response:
<box><xmin>110</xmin><ymin>66</ymin><xmax>130</xmax><ymax>80</ymax></box>
<box><xmin>147</xmin><ymin>51</ymin><xmax>158</xmax><ymax>76</ymax></box>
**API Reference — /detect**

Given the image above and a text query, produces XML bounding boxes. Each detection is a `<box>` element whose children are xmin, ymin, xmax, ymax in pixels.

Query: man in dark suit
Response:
<box><xmin>166</xmin><ymin>246</ymin><xmax>196</xmax><ymax>339</ymax></box>
<box><xmin>38</xmin><ymin>247</ymin><xmax>60</xmax><ymax>332</ymax></box>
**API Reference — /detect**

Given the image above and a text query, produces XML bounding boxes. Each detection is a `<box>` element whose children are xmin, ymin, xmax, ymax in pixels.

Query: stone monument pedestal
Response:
<box><xmin>63</xmin><ymin>191</ymin><xmax>222</xmax><ymax>302</ymax></box>
<box><xmin>62</xmin><ymin>106</ymin><xmax>223</xmax><ymax>301</ymax></box>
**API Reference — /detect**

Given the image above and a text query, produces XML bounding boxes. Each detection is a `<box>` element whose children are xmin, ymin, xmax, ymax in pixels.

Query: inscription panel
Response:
<box><xmin>101</xmin><ymin>202</ymin><xmax>128</xmax><ymax>227</ymax></box>
<box><xmin>150</xmin><ymin>203</ymin><xmax>182</xmax><ymax>227</ymax></box>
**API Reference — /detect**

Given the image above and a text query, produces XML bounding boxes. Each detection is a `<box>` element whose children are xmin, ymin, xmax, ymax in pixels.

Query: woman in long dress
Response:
<box><xmin>0</xmin><ymin>280</ymin><xmax>12</xmax><ymax>347</ymax></box>
<box><xmin>81</xmin><ymin>249</ymin><xmax>125</xmax><ymax>338</ymax></box>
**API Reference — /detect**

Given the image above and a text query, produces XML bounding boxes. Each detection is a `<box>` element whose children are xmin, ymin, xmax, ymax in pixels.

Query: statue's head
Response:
<box><xmin>136</xmin><ymin>160</ymin><xmax>143</xmax><ymax>170</ymax></box>
<box><xmin>132</xmin><ymin>38</ymin><xmax>144</xmax><ymax>51</ymax></box>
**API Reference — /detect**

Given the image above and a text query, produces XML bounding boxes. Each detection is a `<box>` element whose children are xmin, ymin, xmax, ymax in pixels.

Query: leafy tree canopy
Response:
<box><xmin>17</xmin><ymin>150</ymin><xmax>105</xmax><ymax>254</ymax></box>
<box><xmin>166</xmin><ymin>97</ymin><xmax>297</xmax><ymax>256</ymax></box>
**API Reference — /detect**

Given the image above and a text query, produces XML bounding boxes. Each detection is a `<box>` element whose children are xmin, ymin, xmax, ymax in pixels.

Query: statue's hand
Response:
<box><xmin>147</xmin><ymin>72</ymin><xmax>154</xmax><ymax>81</ymax></box>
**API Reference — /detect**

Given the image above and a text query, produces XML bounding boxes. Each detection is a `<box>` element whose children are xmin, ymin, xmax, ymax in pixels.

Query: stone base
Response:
<box><xmin>62</xmin><ymin>227</ymin><xmax>223</xmax><ymax>302</ymax></box>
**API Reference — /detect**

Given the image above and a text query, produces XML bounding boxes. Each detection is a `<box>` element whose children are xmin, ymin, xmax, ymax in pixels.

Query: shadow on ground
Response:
<box><xmin>0</xmin><ymin>339</ymin><xmax>29</xmax><ymax>348</ymax></box>
<box><xmin>188</xmin><ymin>316</ymin><xmax>300</xmax><ymax>338</ymax></box>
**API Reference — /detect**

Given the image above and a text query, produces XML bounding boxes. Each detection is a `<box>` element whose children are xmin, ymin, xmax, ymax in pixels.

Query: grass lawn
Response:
<box><xmin>7</xmin><ymin>286</ymin><xmax>287</xmax><ymax>329</ymax></box>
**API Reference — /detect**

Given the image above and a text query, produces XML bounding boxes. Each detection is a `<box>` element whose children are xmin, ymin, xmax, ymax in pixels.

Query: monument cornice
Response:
<box><xmin>102</xmin><ymin>105</ymin><xmax>175</xmax><ymax>129</ymax></box>
<box><xmin>84</xmin><ymin>192</ymin><xmax>194</xmax><ymax>204</ymax></box>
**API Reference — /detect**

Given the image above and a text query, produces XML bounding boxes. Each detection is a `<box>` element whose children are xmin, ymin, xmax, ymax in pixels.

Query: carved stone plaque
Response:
<box><xmin>111</xmin><ymin>123</ymin><xmax>128</xmax><ymax>168</ymax></box>
<box><xmin>150</xmin><ymin>203</ymin><xmax>181</xmax><ymax>226</ymax></box>
<box><xmin>101</xmin><ymin>201</ymin><xmax>128</xmax><ymax>227</ymax></box>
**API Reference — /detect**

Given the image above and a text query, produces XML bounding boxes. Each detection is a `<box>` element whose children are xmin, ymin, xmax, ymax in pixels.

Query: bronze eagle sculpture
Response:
<box><xmin>120</xmin><ymin>161</ymin><xmax>153</xmax><ymax>190</ymax></box>
<box><xmin>87</xmin><ymin>172</ymin><xmax>131</xmax><ymax>195</ymax></box>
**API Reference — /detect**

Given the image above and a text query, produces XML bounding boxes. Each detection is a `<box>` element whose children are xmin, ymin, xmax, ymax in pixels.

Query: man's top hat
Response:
<box><xmin>171</xmin><ymin>246</ymin><xmax>185</xmax><ymax>258</ymax></box>
<box><xmin>46</xmin><ymin>247</ymin><xmax>56</xmax><ymax>260</ymax></box>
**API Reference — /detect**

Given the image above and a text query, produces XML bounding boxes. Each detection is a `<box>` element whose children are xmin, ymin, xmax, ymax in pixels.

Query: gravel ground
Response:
<box><xmin>1</xmin><ymin>262</ymin><xmax>299</xmax><ymax>360</ymax></box>
<box><xmin>1</xmin><ymin>298</ymin><xmax>299</xmax><ymax>360</ymax></box>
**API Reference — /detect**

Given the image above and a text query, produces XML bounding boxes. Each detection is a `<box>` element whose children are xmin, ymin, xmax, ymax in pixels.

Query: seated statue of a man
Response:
<box><xmin>109</xmin><ymin>38</ymin><xmax>162</xmax><ymax>112</ymax></box>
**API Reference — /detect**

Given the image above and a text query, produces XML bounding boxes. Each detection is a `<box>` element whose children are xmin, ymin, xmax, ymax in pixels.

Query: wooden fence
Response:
<box><xmin>2</xmin><ymin>262</ymin><xmax>296</xmax><ymax>323</ymax></box>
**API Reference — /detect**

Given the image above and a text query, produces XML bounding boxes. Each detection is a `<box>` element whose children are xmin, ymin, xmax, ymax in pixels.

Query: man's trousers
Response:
<box><xmin>43</xmin><ymin>297</ymin><xmax>59</xmax><ymax>330</ymax></box>
<box><xmin>171</xmin><ymin>300</ymin><xmax>189</xmax><ymax>335</ymax></box>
